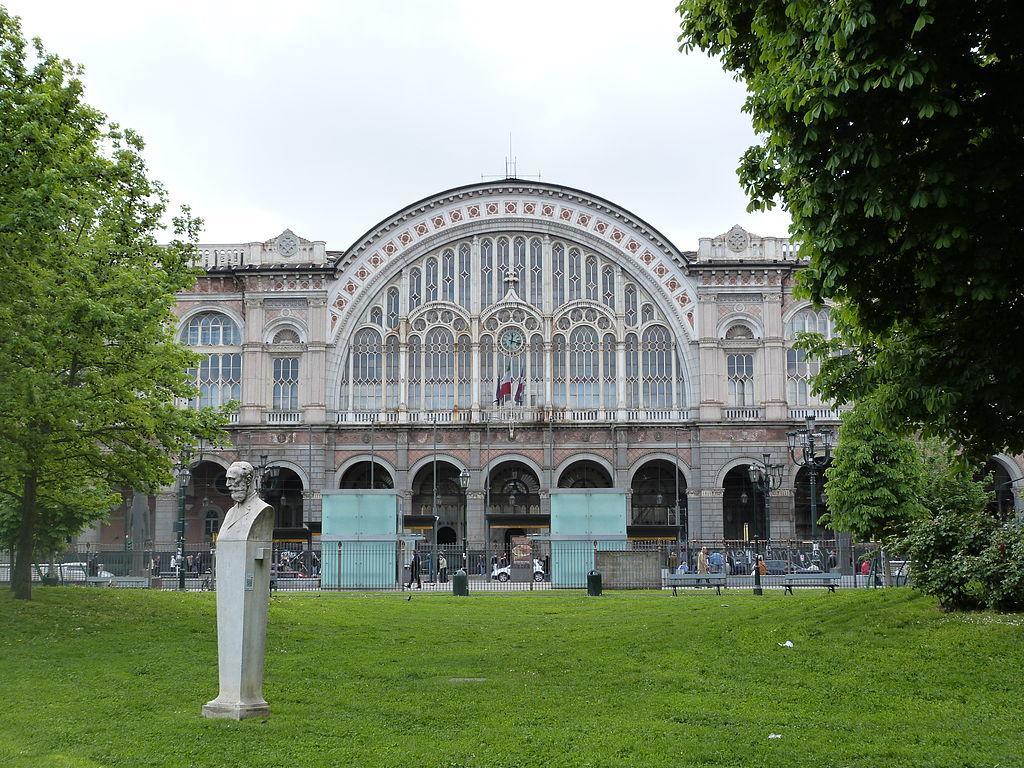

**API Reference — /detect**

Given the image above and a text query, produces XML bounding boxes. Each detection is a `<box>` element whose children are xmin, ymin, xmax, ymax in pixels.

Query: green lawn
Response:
<box><xmin>0</xmin><ymin>588</ymin><xmax>1021</xmax><ymax>768</ymax></box>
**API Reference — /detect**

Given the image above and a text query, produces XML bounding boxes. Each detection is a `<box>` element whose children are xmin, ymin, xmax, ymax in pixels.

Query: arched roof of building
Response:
<box><xmin>326</xmin><ymin>179</ymin><xmax>698</xmax><ymax>342</ymax></box>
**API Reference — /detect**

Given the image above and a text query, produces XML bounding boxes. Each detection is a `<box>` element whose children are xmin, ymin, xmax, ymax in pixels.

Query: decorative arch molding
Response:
<box><xmin>552</xmin><ymin>299</ymin><xmax>616</xmax><ymax>325</ymax></box>
<box><xmin>782</xmin><ymin>299</ymin><xmax>837</xmax><ymax>326</ymax></box>
<box><xmin>327</xmin><ymin>181</ymin><xmax>698</xmax><ymax>341</ymax></box>
<box><xmin>714</xmin><ymin>457</ymin><xmax>762</xmax><ymax>487</ymax></box>
<box><xmin>627</xmin><ymin>453</ymin><xmax>692</xmax><ymax>488</ymax></box>
<box><xmin>175</xmin><ymin>305</ymin><xmax>246</xmax><ymax>340</ymax></box>
<box><xmin>408</xmin><ymin>300</ymin><xmax>470</xmax><ymax>325</ymax></box>
<box><xmin>265</xmin><ymin>459</ymin><xmax>310</xmax><ymax>490</ymax></box>
<box><xmin>190</xmin><ymin>454</ymin><xmax>232</xmax><ymax>471</ymax></box>
<box><xmin>334</xmin><ymin>454</ymin><xmax>399</xmax><ymax>487</ymax></box>
<box><xmin>263</xmin><ymin>317</ymin><xmax>309</xmax><ymax>344</ymax></box>
<box><xmin>717</xmin><ymin>314</ymin><xmax>764</xmax><ymax>340</ymax></box>
<box><xmin>990</xmin><ymin>453</ymin><xmax>1024</xmax><ymax>482</ymax></box>
<box><xmin>553</xmin><ymin>453</ymin><xmax>617</xmax><ymax>486</ymax></box>
<box><xmin>407</xmin><ymin>453</ymin><xmax>469</xmax><ymax>481</ymax></box>
<box><xmin>482</xmin><ymin>453</ymin><xmax>545</xmax><ymax>480</ymax></box>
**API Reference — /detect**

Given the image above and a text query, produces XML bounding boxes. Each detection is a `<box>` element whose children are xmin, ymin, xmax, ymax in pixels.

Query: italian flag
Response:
<box><xmin>494</xmin><ymin>365</ymin><xmax>513</xmax><ymax>403</ymax></box>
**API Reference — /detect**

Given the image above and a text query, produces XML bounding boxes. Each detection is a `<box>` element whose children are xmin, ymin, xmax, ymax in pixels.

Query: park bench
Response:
<box><xmin>783</xmin><ymin>572</ymin><xmax>841</xmax><ymax>595</ymax></box>
<box><xmin>666</xmin><ymin>572</ymin><xmax>728</xmax><ymax>596</ymax></box>
<box><xmin>86</xmin><ymin>576</ymin><xmax>150</xmax><ymax>588</ymax></box>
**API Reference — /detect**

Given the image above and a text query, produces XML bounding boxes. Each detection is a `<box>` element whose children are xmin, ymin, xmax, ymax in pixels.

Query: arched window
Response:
<box><xmin>569</xmin><ymin>326</ymin><xmax>599</xmax><ymax>408</ymax></box>
<box><xmin>352</xmin><ymin>328</ymin><xmax>382</xmax><ymax>410</ymax></box>
<box><xmin>787</xmin><ymin>307</ymin><xmax>833</xmax><ymax>339</ymax></box>
<box><xmin>514</xmin><ymin>237</ymin><xmax>527</xmax><ymax>294</ymax></box>
<box><xmin>497</xmin><ymin>237</ymin><xmax>510</xmax><ymax>287</ymax></box>
<box><xmin>272</xmin><ymin>328</ymin><xmax>300</xmax><ymax>344</ymax></box>
<box><xmin>408</xmin><ymin>336</ymin><xmax>421</xmax><ymax>409</ymax></box>
<box><xmin>183</xmin><ymin>312</ymin><xmax>242</xmax><ymax>409</ymax></box>
<box><xmin>625</xmin><ymin>333</ymin><xmax>639</xmax><ymax>408</ymax></box>
<box><xmin>442</xmin><ymin>249</ymin><xmax>455</xmax><ymax>303</ymax></box>
<box><xmin>552</xmin><ymin>334</ymin><xmax>567</xmax><ymax>407</ymax></box>
<box><xmin>585</xmin><ymin>256</ymin><xmax>598</xmax><ymax>301</ymax></box>
<box><xmin>568</xmin><ymin>248</ymin><xmax>582</xmax><ymax>301</ymax></box>
<box><xmin>530</xmin><ymin>238</ymin><xmax>543</xmax><ymax>307</ymax></box>
<box><xmin>425</xmin><ymin>257</ymin><xmax>439</xmax><ymax>303</ymax></box>
<box><xmin>642</xmin><ymin>325</ymin><xmax>673</xmax><ymax>408</ymax></box>
<box><xmin>384</xmin><ymin>336</ymin><xmax>399</xmax><ymax>409</ymax></box>
<box><xmin>552</xmin><ymin>242</ymin><xmax>565</xmax><ymax>309</ymax></box>
<box><xmin>457</xmin><ymin>334</ymin><xmax>472</xmax><ymax>408</ymax></box>
<box><xmin>602</xmin><ymin>266</ymin><xmax>615</xmax><ymax>309</ymax></box>
<box><xmin>481</xmin><ymin>239</ymin><xmax>493</xmax><ymax>308</ymax></box>
<box><xmin>603</xmin><ymin>333</ymin><xmax>617</xmax><ymax>408</ymax></box>
<box><xmin>185</xmin><ymin>312</ymin><xmax>241</xmax><ymax>346</ymax></box>
<box><xmin>409</xmin><ymin>267</ymin><xmax>422</xmax><ymax>311</ymax></box>
<box><xmin>273</xmin><ymin>357</ymin><xmax>299</xmax><ymax>411</ymax></box>
<box><xmin>204</xmin><ymin>509</ymin><xmax>221</xmax><ymax>537</ymax></box>
<box><xmin>458</xmin><ymin>243</ymin><xmax>471</xmax><ymax>309</ymax></box>
<box><xmin>641</xmin><ymin>304</ymin><xmax>654</xmax><ymax>324</ymax></box>
<box><xmin>369</xmin><ymin>306</ymin><xmax>383</xmax><ymax>327</ymax></box>
<box><xmin>624</xmin><ymin>284</ymin><xmax>638</xmax><ymax>326</ymax></box>
<box><xmin>787</xmin><ymin>348</ymin><xmax>816</xmax><ymax>406</ymax></box>
<box><xmin>727</xmin><ymin>353</ymin><xmax>754</xmax><ymax>407</ymax></box>
<box><xmin>424</xmin><ymin>327</ymin><xmax>454</xmax><ymax>410</ymax></box>
<box><xmin>386</xmin><ymin>287</ymin><xmax>400</xmax><ymax>328</ymax></box>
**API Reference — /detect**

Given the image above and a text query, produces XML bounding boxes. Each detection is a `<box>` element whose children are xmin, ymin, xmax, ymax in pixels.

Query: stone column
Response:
<box><xmin>240</xmin><ymin>297</ymin><xmax>265</xmax><ymax>426</ymax></box>
<box><xmin>154</xmin><ymin>489</ymin><xmax>179</xmax><ymax>547</ymax></box>
<box><xmin>762</xmin><ymin>292</ymin><xmax>787</xmax><ymax>420</ymax></box>
<box><xmin>305</xmin><ymin>297</ymin><xmax>328</xmax><ymax>424</ymax></box>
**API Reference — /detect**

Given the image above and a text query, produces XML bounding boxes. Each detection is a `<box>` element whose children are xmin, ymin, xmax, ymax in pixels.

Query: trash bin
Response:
<box><xmin>452</xmin><ymin>568</ymin><xmax>469</xmax><ymax>597</ymax></box>
<box><xmin>587</xmin><ymin>570</ymin><xmax>602</xmax><ymax>597</ymax></box>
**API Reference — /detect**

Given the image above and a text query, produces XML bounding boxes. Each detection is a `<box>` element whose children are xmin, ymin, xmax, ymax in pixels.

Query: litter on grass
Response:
<box><xmin>768</xmin><ymin>734</ymin><xmax>783</xmax><ymax>740</ymax></box>
<box><xmin>778</xmin><ymin>640</ymin><xmax>794</xmax><ymax>648</ymax></box>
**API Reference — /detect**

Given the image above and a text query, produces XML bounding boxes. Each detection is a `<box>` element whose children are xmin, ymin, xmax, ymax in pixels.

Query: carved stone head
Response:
<box><xmin>225</xmin><ymin>461</ymin><xmax>257</xmax><ymax>504</ymax></box>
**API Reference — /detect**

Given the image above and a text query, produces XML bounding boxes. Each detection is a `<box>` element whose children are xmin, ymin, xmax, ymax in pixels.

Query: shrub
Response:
<box><xmin>901</xmin><ymin>509</ymin><xmax>994</xmax><ymax>611</ymax></box>
<box><xmin>976</xmin><ymin>519</ymin><xmax>1024</xmax><ymax>612</ymax></box>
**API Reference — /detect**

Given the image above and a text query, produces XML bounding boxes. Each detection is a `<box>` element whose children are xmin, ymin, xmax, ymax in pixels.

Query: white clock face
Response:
<box><xmin>499</xmin><ymin>328</ymin><xmax>525</xmax><ymax>353</ymax></box>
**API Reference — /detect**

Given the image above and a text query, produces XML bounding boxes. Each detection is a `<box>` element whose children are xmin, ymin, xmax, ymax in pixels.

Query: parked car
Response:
<box><xmin>492</xmin><ymin>558</ymin><xmax>545</xmax><ymax>582</ymax></box>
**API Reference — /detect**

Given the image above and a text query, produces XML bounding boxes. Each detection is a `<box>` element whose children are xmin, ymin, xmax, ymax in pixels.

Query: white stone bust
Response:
<box><xmin>218</xmin><ymin>461</ymin><xmax>273</xmax><ymax>542</ymax></box>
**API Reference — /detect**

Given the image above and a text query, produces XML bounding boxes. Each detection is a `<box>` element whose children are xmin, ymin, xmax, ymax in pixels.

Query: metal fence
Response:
<box><xmin>0</xmin><ymin>539</ymin><xmax>907</xmax><ymax>592</ymax></box>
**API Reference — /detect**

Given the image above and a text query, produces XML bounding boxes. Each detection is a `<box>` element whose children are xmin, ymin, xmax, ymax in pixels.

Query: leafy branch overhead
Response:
<box><xmin>678</xmin><ymin>0</ymin><xmax>1024</xmax><ymax>454</ymax></box>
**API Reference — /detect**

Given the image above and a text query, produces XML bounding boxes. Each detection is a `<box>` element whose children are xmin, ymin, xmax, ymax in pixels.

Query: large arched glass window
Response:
<box><xmin>497</xmin><ymin>237</ymin><xmax>510</xmax><ymax>286</ymax></box>
<box><xmin>513</xmin><ymin>237</ymin><xmax>527</xmax><ymax>294</ymax></box>
<box><xmin>273</xmin><ymin>357</ymin><xmax>300</xmax><ymax>411</ymax></box>
<box><xmin>602</xmin><ymin>266</ymin><xmax>615</xmax><ymax>309</ymax></box>
<box><xmin>424</xmin><ymin>327</ymin><xmax>454</xmax><ymax>410</ymax></box>
<box><xmin>585</xmin><ymin>256</ymin><xmax>598</xmax><ymax>301</ymax></box>
<box><xmin>569</xmin><ymin>326</ymin><xmax>599</xmax><ymax>408</ymax></box>
<box><xmin>642</xmin><ymin>325</ymin><xmax>673</xmax><ymax>408</ymax></box>
<box><xmin>480</xmin><ymin>335</ymin><xmax>494</xmax><ymax>399</ymax></box>
<box><xmin>624</xmin><ymin>284</ymin><xmax>638</xmax><ymax>327</ymax></box>
<box><xmin>568</xmin><ymin>248</ymin><xmax>582</xmax><ymax>301</ymax></box>
<box><xmin>786</xmin><ymin>307</ymin><xmax>832</xmax><ymax>406</ymax></box>
<box><xmin>530</xmin><ymin>333</ymin><xmax>545</xmax><ymax>406</ymax></box>
<box><xmin>352</xmin><ymin>328</ymin><xmax>382</xmax><ymax>410</ymax></box>
<box><xmin>183</xmin><ymin>312</ymin><xmax>242</xmax><ymax>409</ymax></box>
<box><xmin>787</xmin><ymin>307</ymin><xmax>833</xmax><ymax>339</ymax></box>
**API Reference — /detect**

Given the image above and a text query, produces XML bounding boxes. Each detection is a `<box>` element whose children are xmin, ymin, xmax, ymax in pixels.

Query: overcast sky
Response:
<box><xmin>8</xmin><ymin>0</ymin><xmax>790</xmax><ymax>251</ymax></box>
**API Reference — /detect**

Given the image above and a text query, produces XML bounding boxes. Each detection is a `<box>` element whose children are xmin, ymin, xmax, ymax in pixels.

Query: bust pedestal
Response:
<box><xmin>202</xmin><ymin>493</ymin><xmax>274</xmax><ymax>720</ymax></box>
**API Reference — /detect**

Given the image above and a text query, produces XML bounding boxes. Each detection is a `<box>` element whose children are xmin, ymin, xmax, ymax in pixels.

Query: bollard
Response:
<box><xmin>452</xmin><ymin>568</ymin><xmax>470</xmax><ymax>597</ymax></box>
<box><xmin>587</xmin><ymin>570</ymin><xmax>602</xmax><ymax>597</ymax></box>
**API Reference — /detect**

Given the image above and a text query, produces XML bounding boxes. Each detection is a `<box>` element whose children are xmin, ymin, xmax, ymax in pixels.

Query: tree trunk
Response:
<box><xmin>12</xmin><ymin>470</ymin><xmax>39</xmax><ymax>600</ymax></box>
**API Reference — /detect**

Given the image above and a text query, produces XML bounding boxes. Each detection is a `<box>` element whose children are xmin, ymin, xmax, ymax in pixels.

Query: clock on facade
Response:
<box><xmin>499</xmin><ymin>327</ymin><xmax>526</xmax><ymax>354</ymax></box>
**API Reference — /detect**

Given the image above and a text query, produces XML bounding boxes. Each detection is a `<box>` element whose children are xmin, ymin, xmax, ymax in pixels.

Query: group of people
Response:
<box><xmin>404</xmin><ymin>550</ymin><xmax>449</xmax><ymax>589</ymax></box>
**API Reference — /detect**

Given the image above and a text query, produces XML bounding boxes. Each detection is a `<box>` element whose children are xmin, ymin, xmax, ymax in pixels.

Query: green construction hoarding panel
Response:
<box><xmin>549</xmin><ymin>490</ymin><xmax>627</xmax><ymax>587</ymax></box>
<box><xmin>321</xmin><ymin>491</ymin><xmax>398</xmax><ymax>588</ymax></box>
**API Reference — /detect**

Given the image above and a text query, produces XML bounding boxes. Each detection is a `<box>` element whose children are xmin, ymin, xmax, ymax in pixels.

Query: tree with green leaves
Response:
<box><xmin>0</xmin><ymin>8</ymin><xmax>226</xmax><ymax>600</ymax></box>
<box><xmin>823</xmin><ymin>399</ymin><xmax>927</xmax><ymax>543</ymax></box>
<box><xmin>678</xmin><ymin>0</ymin><xmax>1024</xmax><ymax>456</ymax></box>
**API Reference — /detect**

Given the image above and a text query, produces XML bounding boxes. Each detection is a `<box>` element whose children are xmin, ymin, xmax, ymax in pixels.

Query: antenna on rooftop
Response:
<box><xmin>481</xmin><ymin>133</ymin><xmax>542</xmax><ymax>181</ymax></box>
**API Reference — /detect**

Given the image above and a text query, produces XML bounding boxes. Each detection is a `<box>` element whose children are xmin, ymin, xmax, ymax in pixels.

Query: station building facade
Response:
<box><xmin>76</xmin><ymin>181</ymin><xmax>1024</xmax><ymax>552</ymax></box>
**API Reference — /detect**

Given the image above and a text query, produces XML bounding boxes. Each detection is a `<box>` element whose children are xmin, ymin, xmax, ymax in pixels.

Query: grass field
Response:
<box><xmin>1</xmin><ymin>588</ymin><xmax>1021</xmax><ymax>768</ymax></box>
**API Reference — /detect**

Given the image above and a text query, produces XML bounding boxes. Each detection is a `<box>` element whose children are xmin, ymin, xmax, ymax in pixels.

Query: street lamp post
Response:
<box><xmin>787</xmin><ymin>415</ymin><xmax>835</xmax><ymax>543</ymax></box>
<box><xmin>175</xmin><ymin>450</ymin><xmax>193</xmax><ymax>591</ymax></box>
<box><xmin>748</xmin><ymin>452</ymin><xmax>784</xmax><ymax>596</ymax></box>
<box><xmin>458</xmin><ymin>468</ymin><xmax>470</xmax><ymax>571</ymax></box>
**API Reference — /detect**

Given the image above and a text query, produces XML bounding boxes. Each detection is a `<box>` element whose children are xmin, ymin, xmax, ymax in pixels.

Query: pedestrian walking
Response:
<box><xmin>406</xmin><ymin>549</ymin><xmax>422</xmax><ymax>590</ymax></box>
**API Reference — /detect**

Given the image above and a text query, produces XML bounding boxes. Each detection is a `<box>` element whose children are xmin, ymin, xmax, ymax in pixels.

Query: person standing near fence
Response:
<box><xmin>438</xmin><ymin>553</ymin><xmax>448</xmax><ymax>584</ymax></box>
<box><xmin>407</xmin><ymin>549</ymin><xmax>422</xmax><ymax>590</ymax></box>
<box><xmin>697</xmin><ymin>547</ymin><xmax>709</xmax><ymax>575</ymax></box>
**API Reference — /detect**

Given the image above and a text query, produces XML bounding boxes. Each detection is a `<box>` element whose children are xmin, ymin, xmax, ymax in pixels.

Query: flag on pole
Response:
<box><xmin>494</xmin><ymin>364</ymin><xmax>513</xmax><ymax>403</ymax></box>
<box><xmin>514</xmin><ymin>378</ymin><xmax>525</xmax><ymax>405</ymax></box>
